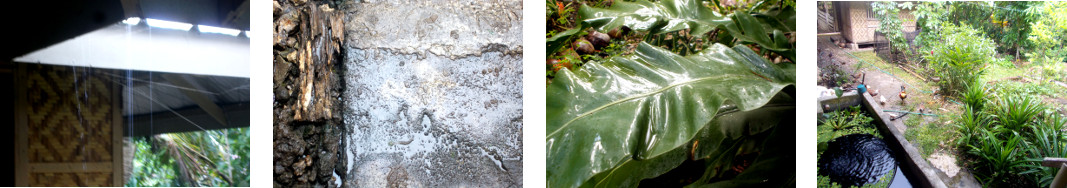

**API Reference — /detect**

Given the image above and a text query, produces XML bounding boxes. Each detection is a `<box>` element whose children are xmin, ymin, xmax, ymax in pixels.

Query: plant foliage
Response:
<box><xmin>126</xmin><ymin>128</ymin><xmax>250</xmax><ymax>187</ymax></box>
<box><xmin>576</xmin><ymin>0</ymin><xmax>795</xmax><ymax>61</ymax></box>
<box><xmin>1026</xmin><ymin>2</ymin><xmax>1067</xmax><ymax>64</ymax></box>
<box><xmin>925</xmin><ymin>24</ymin><xmax>995</xmax><ymax>97</ymax></box>
<box><xmin>817</xmin><ymin>106</ymin><xmax>878</xmax><ymax>146</ymax></box>
<box><xmin>957</xmin><ymin>80</ymin><xmax>1062</xmax><ymax>187</ymax></box>
<box><xmin>950</xmin><ymin>2</ymin><xmax>1039</xmax><ymax>57</ymax></box>
<box><xmin>962</xmin><ymin>79</ymin><xmax>990</xmax><ymax>112</ymax></box>
<box><xmin>546</xmin><ymin>42</ymin><xmax>794</xmax><ymax>187</ymax></box>
<box><xmin>991</xmin><ymin>95</ymin><xmax>1045</xmax><ymax>133</ymax></box>
<box><xmin>871</xmin><ymin>2</ymin><xmax>912</xmax><ymax>53</ymax></box>
<box><xmin>967</xmin><ymin>130</ymin><xmax>1028</xmax><ymax>186</ymax></box>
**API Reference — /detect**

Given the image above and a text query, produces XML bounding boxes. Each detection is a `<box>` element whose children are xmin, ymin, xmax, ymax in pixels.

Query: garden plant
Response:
<box><xmin>825</xmin><ymin>1</ymin><xmax>1067</xmax><ymax>187</ymax></box>
<box><xmin>546</xmin><ymin>0</ymin><xmax>795</xmax><ymax>187</ymax></box>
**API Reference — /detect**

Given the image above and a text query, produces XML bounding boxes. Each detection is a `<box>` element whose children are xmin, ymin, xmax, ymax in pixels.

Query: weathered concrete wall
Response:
<box><xmin>340</xmin><ymin>0</ymin><xmax>523</xmax><ymax>187</ymax></box>
<box><xmin>343</xmin><ymin>0</ymin><xmax>522</xmax><ymax>58</ymax></box>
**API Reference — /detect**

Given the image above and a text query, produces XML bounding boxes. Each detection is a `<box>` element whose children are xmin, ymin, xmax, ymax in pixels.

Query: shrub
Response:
<box><xmin>1026</xmin><ymin>2</ymin><xmax>1067</xmax><ymax>66</ymax></box>
<box><xmin>967</xmin><ymin>130</ymin><xmax>1028</xmax><ymax>186</ymax></box>
<box><xmin>961</xmin><ymin>80</ymin><xmax>989</xmax><ymax>112</ymax></box>
<box><xmin>925</xmin><ymin>24</ymin><xmax>996</xmax><ymax>97</ymax></box>
<box><xmin>959</xmin><ymin>90</ymin><xmax>1060</xmax><ymax>187</ymax></box>
<box><xmin>871</xmin><ymin>2</ymin><xmax>911</xmax><ymax>52</ymax></box>
<box><xmin>1022</xmin><ymin>114</ymin><xmax>1067</xmax><ymax>187</ymax></box>
<box><xmin>955</xmin><ymin>107</ymin><xmax>990</xmax><ymax>148</ymax></box>
<box><xmin>991</xmin><ymin>95</ymin><xmax>1045</xmax><ymax>132</ymax></box>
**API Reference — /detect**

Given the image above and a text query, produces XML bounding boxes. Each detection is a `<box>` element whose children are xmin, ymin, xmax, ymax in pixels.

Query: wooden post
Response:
<box><xmin>112</xmin><ymin>72</ymin><xmax>123</xmax><ymax>186</ymax></box>
<box><xmin>1042</xmin><ymin>157</ymin><xmax>1067</xmax><ymax>188</ymax></box>
<box><xmin>1052</xmin><ymin>163</ymin><xmax>1067</xmax><ymax>188</ymax></box>
<box><xmin>14</xmin><ymin>63</ymin><xmax>27</xmax><ymax>186</ymax></box>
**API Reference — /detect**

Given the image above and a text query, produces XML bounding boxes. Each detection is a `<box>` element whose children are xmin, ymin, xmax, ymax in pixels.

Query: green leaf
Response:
<box><xmin>688</xmin><ymin>110</ymin><xmax>796</xmax><ymax>187</ymax></box>
<box><xmin>546</xmin><ymin>42</ymin><xmax>795</xmax><ymax>188</ymax></box>
<box><xmin>578</xmin><ymin>0</ymin><xmax>794</xmax><ymax>61</ymax></box>
<box><xmin>719</xmin><ymin>11</ymin><xmax>794</xmax><ymax>60</ymax></box>
<box><xmin>578</xmin><ymin>0</ymin><xmax>728</xmax><ymax>36</ymax></box>
<box><xmin>547</xmin><ymin>25</ymin><xmax>586</xmax><ymax>57</ymax></box>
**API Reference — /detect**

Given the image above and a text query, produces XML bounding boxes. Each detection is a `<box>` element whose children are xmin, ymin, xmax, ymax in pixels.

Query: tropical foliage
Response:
<box><xmin>845</xmin><ymin>1</ymin><xmax>1067</xmax><ymax>187</ymax></box>
<box><xmin>545</xmin><ymin>0</ymin><xmax>795</xmax><ymax>187</ymax></box>
<box><xmin>1025</xmin><ymin>1</ymin><xmax>1067</xmax><ymax>64</ymax></box>
<box><xmin>126</xmin><ymin>128</ymin><xmax>250</xmax><ymax>187</ymax></box>
<box><xmin>925</xmin><ymin>24</ymin><xmax>995</xmax><ymax>97</ymax></box>
<box><xmin>871</xmin><ymin>2</ymin><xmax>912</xmax><ymax>53</ymax></box>
<box><xmin>817</xmin><ymin>106</ymin><xmax>879</xmax><ymax>147</ymax></box>
<box><xmin>950</xmin><ymin>2</ymin><xmax>1040</xmax><ymax>57</ymax></box>
<box><xmin>956</xmin><ymin>81</ymin><xmax>1064</xmax><ymax>187</ymax></box>
<box><xmin>547</xmin><ymin>42</ymin><xmax>794</xmax><ymax>188</ymax></box>
<box><xmin>546</xmin><ymin>0</ymin><xmax>795</xmax><ymax>83</ymax></box>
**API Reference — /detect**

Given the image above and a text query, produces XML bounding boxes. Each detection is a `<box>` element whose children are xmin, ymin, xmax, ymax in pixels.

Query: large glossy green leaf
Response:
<box><xmin>578</xmin><ymin>0</ymin><xmax>728</xmax><ymax>36</ymax></box>
<box><xmin>546</xmin><ymin>42</ymin><xmax>795</xmax><ymax>188</ymax></box>
<box><xmin>580</xmin><ymin>104</ymin><xmax>794</xmax><ymax>188</ymax></box>
<box><xmin>689</xmin><ymin>111</ymin><xmax>796</xmax><ymax>187</ymax></box>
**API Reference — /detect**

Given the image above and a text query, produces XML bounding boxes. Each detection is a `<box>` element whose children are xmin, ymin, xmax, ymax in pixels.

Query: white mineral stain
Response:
<box><xmin>340</xmin><ymin>0</ymin><xmax>522</xmax><ymax>186</ymax></box>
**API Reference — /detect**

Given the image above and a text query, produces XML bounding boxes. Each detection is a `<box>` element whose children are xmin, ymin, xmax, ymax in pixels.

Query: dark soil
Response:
<box><xmin>273</xmin><ymin>0</ymin><xmax>347</xmax><ymax>187</ymax></box>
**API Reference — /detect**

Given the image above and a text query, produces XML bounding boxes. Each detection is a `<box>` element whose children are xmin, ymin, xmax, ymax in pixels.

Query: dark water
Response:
<box><xmin>889</xmin><ymin>167</ymin><xmax>912</xmax><ymax>188</ymax></box>
<box><xmin>818</xmin><ymin>134</ymin><xmax>897</xmax><ymax>187</ymax></box>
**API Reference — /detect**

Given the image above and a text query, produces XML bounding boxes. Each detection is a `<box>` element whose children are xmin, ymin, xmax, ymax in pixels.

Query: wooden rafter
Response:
<box><xmin>162</xmin><ymin>74</ymin><xmax>228</xmax><ymax>127</ymax></box>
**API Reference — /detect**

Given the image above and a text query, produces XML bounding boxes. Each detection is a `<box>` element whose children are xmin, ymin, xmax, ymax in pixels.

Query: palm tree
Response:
<box><xmin>127</xmin><ymin>128</ymin><xmax>250</xmax><ymax>187</ymax></box>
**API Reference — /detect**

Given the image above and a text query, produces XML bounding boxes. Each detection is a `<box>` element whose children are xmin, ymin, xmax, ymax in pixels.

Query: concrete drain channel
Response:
<box><xmin>343</xmin><ymin>0</ymin><xmax>523</xmax><ymax>187</ymax></box>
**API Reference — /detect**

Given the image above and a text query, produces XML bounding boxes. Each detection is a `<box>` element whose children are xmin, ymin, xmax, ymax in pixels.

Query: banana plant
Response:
<box><xmin>547</xmin><ymin>42</ymin><xmax>795</xmax><ymax>187</ymax></box>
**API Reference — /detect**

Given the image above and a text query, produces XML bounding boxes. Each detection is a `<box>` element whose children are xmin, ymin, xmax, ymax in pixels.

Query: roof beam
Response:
<box><xmin>162</xmin><ymin>74</ymin><xmax>227</xmax><ymax>126</ymax></box>
<box><xmin>124</xmin><ymin>102</ymin><xmax>248</xmax><ymax>137</ymax></box>
<box><xmin>14</xmin><ymin>23</ymin><xmax>250</xmax><ymax>78</ymax></box>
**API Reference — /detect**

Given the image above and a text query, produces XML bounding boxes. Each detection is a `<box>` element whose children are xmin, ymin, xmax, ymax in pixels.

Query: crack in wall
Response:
<box><xmin>342</xmin><ymin>0</ymin><xmax>522</xmax><ymax>59</ymax></box>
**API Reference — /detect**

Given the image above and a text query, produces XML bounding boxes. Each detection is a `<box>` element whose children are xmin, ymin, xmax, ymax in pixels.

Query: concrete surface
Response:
<box><xmin>339</xmin><ymin>1</ymin><xmax>523</xmax><ymax>187</ymax></box>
